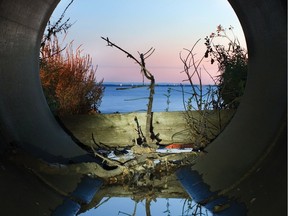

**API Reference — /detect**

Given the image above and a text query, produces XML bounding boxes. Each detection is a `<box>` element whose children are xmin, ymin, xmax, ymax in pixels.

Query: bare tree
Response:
<box><xmin>101</xmin><ymin>37</ymin><xmax>161</xmax><ymax>146</ymax></box>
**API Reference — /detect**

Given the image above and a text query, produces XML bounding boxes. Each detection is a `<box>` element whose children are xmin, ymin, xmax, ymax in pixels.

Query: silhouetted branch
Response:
<box><xmin>41</xmin><ymin>0</ymin><xmax>75</xmax><ymax>48</ymax></box>
<box><xmin>101</xmin><ymin>37</ymin><xmax>159</xmax><ymax>146</ymax></box>
<box><xmin>101</xmin><ymin>37</ymin><xmax>141</xmax><ymax>65</ymax></box>
<box><xmin>101</xmin><ymin>37</ymin><xmax>154</xmax><ymax>80</ymax></box>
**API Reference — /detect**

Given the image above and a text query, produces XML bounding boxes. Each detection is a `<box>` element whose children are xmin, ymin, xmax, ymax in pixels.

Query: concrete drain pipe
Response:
<box><xmin>0</xmin><ymin>0</ymin><xmax>286</xmax><ymax>215</ymax></box>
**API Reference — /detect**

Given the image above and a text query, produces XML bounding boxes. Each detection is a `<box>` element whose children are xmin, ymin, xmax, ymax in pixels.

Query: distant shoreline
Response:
<box><xmin>103</xmin><ymin>82</ymin><xmax>216</xmax><ymax>87</ymax></box>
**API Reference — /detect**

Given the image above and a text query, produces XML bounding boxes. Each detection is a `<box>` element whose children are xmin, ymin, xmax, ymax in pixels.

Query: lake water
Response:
<box><xmin>99</xmin><ymin>83</ymin><xmax>216</xmax><ymax>113</ymax></box>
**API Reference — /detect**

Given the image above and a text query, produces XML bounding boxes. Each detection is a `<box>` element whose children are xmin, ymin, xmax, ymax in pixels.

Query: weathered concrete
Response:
<box><xmin>61</xmin><ymin>111</ymin><xmax>234</xmax><ymax>147</ymax></box>
<box><xmin>0</xmin><ymin>0</ymin><xmax>286</xmax><ymax>215</ymax></box>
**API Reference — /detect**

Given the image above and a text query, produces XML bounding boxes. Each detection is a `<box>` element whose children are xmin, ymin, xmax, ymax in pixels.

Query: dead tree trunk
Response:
<box><xmin>140</xmin><ymin>53</ymin><xmax>155</xmax><ymax>144</ymax></box>
<box><xmin>145</xmin><ymin>199</ymin><xmax>152</xmax><ymax>216</ymax></box>
<box><xmin>101</xmin><ymin>37</ymin><xmax>160</xmax><ymax>147</ymax></box>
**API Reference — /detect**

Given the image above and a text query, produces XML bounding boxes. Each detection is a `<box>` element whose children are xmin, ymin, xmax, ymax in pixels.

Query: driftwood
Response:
<box><xmin>6</xmin><ymin>140</ymin><xmax>200</xmax><ymax>194</ymax></box>
<box><xmin>89</xmin><ymin>138</ymin><xmax>200</xmax><ymax>186</ymax></box>
<box><xmin>89</xmin><ymin>119</ymin><xmax>201</xmax><ymax>186</ymax></box>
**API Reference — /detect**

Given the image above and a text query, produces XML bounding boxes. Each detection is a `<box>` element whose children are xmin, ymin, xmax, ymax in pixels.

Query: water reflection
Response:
<box><xmin>44</xmin><ymin>150</ymin><xmax>246</xmax><ymax>215</ymax></box>
<box><xmin>76</xmin><ymin>172</ymin><xmax>213</xmax><ymax>216</ymax></box>
<box><xmin>70</xmin><ymin>167</ymin><xmax>246</xmax><ymax>216</ymax></box>
<box><xmin>79</xmin><ymin>197</ymin><xmax>212</xmax><ymax>216</ymax></box>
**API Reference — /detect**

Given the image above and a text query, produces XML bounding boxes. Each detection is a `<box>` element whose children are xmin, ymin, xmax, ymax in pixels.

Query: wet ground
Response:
<box><xmin>0</xmin><ymin>127</ymin><xmax>286</xmax><ymax>215</ymax></box>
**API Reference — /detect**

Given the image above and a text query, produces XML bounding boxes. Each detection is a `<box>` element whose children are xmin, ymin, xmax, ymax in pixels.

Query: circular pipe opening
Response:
<box><xmin>43</xmin><ymin>2</ymin><xmax>245</xmax><ymax>154</ymax></box>
<box><xmin>0</xmin><ymin>0</ymin><xmax>286</xmax><ymax>199</ymax></box>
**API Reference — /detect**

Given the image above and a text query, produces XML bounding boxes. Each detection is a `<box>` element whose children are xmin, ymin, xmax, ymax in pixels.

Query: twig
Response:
<box><xmin>101</xmin><ymin>37</ymin><xmax>142</xmax><ymax>66</ymax></box>
<box><xmin>90</xmin><ymin>144</ymin><xmax>122</xmax><ymax>167</ymax></box>
<box><xmin>94</xmin><ymin>197</ymin><xmax>111</xmax><ymax>209</ymax></box>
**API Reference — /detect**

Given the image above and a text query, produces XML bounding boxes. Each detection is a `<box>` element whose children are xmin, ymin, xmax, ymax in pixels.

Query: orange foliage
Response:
<box><xmin>40</xmin><ymin>36</ymin><xmax>104</xmax><ymax>115</ymax></box>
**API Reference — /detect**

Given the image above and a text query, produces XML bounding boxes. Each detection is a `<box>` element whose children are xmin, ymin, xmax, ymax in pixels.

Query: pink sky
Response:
<box><xmin>52</xmin><ymin>0</ymin><xmax>247</xmax><ymax>84</ymax></box>
<box><xmin>95</xmin><ymin>49</ymin><xmax>220</xmax><ymax>84</ymax></box>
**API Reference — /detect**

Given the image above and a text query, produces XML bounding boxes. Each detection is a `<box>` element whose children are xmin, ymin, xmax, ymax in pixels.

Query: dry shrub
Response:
<box><xmin>40</xmin><ymin>36</ymin><xmax>104</xmax><ymax>115</ymax></box>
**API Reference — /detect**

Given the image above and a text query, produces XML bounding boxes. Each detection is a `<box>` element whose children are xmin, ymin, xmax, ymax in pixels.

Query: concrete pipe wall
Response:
<box><xmin>0</xmin><ymin>0</ymin><xmax>90</xmax><ymax>162</ymax></box>
<box><xmin>192</xmin><ymin>0</ymin><xmax>287</xmax><ymax>190</ymax></box>
<box><xmin>0</xmin><ymin>0</ymin><xmax>286</xmax><ymax>213</ymax></box>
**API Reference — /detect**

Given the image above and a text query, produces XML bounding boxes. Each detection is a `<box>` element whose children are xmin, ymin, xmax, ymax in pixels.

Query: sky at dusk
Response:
<box><xmin>50</xmin><ymin>0</ymin><xmax>247</xmax><ymax>84</ymax></box>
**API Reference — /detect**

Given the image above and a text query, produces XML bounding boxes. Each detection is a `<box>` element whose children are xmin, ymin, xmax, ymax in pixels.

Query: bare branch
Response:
<box><xmin>101</xmin><ymin>37</ymin><xmax>141</xmax><ymax>66</ymax></box>
<box><xmin>101</xmin><ymin>36</ymin><xmax>154</xmax><ymax>81</ymax></box>
<box><xmin>41</xmin><ymin>0</ymin><xmax>75</xmax><ymax>48</ymax></box>
<box><xmin>143</xmin><ymin>47</ymin><xmax>155</xmax><ymax>59</ymax></box>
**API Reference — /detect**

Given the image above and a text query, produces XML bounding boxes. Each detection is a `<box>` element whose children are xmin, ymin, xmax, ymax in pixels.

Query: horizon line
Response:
<box><xmin>102</xmin><ymin>81</ymin><xmax>216</xmax><ymax>86</ymax></box>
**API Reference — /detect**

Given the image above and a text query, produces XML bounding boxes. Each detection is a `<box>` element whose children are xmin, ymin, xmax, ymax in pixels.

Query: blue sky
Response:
<box><xmin>50</xmin><ymin>0</ymin><xmax>246</xmax><ymax>84</ymax></box>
